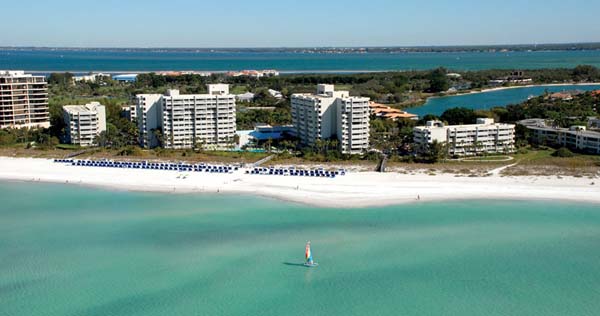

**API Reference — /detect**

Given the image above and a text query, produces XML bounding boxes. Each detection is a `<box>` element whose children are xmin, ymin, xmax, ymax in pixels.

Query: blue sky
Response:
<box><xmin>2</xmin><ymin>0</ymin><xmax>600</xmax><ymax>47</ymax></box>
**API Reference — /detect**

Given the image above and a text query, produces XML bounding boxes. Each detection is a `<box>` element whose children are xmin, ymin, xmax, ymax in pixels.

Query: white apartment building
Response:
<box><xmin>521</xmin><ymin>120</ymin><xmax>600</xmax><ymax>155</ymax></box>
<box><xmin>121</xmin><ymin>104</ymin><xmax>137</xmax><ymax>122</ymax></box>
<box><xmin>291</xmin><ymin>84</ymin><xmax>370</xmax><ymax>155</ymax></box>
<box><xmin>337</xmin><ymin>97</ymin><xmax>370</xmax><ymax>155</ymax></box>
<box><xmin>0</xmin><ymin>70</ymin><xmax>49</xmax><ymax>129</ymax></box>
<box><xmin>136</xmin><ymin>94</ymin><xmax>163</xmax><ymax>148</ymax></box>
<box><xmin>62</xmin><ymin>102</ymin><xmax>106</xmax><ymax>147</ymax></box>
<box><xmin>414</xmin><ymin>118</ymin><xmax>516</xmax><ymax>157</ymax></box>
<box><xmin>136</xmin><ymin>84</ymin><xmax>236</xmax><ymax>149</ymax></box>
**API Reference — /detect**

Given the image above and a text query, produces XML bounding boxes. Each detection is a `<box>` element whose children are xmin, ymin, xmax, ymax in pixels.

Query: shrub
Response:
<box><xmin>552</xmin><ymin>147</ymin><xmax>575</xmax><ymax>158</ymax></box>
<box><xmin>118</xmin><ymin>146</ymin><xmax>141</xmax><ymax>156</ymax></box>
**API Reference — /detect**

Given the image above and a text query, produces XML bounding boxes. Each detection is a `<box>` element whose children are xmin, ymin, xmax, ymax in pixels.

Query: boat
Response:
<box><xmin>304</xmin><ymin>241</ymin><xmax>318</xmax><ymax>267</ymax></box>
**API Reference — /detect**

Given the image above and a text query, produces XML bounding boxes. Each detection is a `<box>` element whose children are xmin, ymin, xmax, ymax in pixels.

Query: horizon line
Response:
<box><xmin>1</xmin><ymin>41</ymin><xmax>600</xmax><ymax>50</ymax></box>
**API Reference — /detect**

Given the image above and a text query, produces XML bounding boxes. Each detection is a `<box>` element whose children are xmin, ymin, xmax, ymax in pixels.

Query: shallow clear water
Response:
<box><xmin>412</xmin><ymin>84</ymin><xmax>600</xmax><ymax>116</ymax></box>
<box><xmin>2</xmin><ymin>50</ymin><xmax>600</xmax><ymax>72</ymax></box>
<box><xmin>1</xmin><ymin>181</ymin><xmax>600</xmax><ymax>316</ymax></box>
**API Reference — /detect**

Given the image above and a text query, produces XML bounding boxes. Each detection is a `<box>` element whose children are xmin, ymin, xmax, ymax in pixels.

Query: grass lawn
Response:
<box><xmin>230</xmin><ymin>85</ymin><xmax>249</xmax><ymax>94</ymax></box>
<box><xmin>503</xmin><ymin>148</ymin><xmax>600</xmax><ymax>176</ymax></box>
<box><xmin>56</xmin><ymin>144</ymin><xmax>81</xmax><ymax>150</ymax></box>
<box><xmin>461</xmin><ymin>155</ymin><xmax>512</xmax><ymax>161</ymax></box>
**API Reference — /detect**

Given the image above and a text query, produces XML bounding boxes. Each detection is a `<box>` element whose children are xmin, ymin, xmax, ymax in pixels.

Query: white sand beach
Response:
<box><xmin>0</xmin><ymin>157</ymin><xmax>598</xmax><ymax>208</ymax></box>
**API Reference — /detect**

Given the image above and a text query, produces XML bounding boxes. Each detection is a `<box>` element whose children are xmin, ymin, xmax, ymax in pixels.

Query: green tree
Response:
<box><xmin>427</xmin><ymin>67</ymin><xmax>450</xmax><ymax>93</ymax></box>
<box><xmin>48</xmin><ymin>72</ymin><xmax>74</xmax><ymax>86</ymax></box>
<box><xmin>572</xmin><ymin>65</ymin><xmax>599</xmax><ymax>82</ymax></box>
<box><xmin>441</xmin><ymin>107</ymin><xmax>477</xmax><ymax>125</ymax></box>
<box><xmin>425</xmin><ymin>140</ymin><xmax>447</xmax><ymax>163</ymax></box>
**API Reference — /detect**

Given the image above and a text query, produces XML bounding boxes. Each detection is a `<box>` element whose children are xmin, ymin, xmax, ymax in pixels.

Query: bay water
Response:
<box><xmin>412</xmin><ymin>84</ymin><xmax>600</xmax><ymax>116</ymax></box>
<box><xmin>2</xmin><ymin>50</ymin><xmax>600</xmax><ymax>72</ymax></box>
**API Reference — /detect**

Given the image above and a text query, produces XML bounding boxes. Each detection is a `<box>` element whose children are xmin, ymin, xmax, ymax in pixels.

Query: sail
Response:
<box><xmin>305</xmin><ymin>242</ymin><xmax>312</xmax><ymax>263</ymax></box>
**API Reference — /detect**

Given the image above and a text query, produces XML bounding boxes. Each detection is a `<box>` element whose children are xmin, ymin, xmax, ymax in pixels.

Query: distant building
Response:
<box><xmin>156</xmin><ymin>71</ymin><xmax>212</xmax><ymax>77</ymax></box>
<box><xmin>135</xmin><ymin>84</ymin><xmax>236</xmax><ymax>149</ymax></box>
<box><xmin>519</xmin><ymin>118</ymin><xmax>600</xmax><ymax>154</ymax></box>
<box><xmin>547</xmin><ymin>90</ymin><xmax>584</xmax><ymax>101</ymax></box>
<box><xmin>62</xmin><ymin>102</ymin><xmax>106</xmax><ymax>147</ymax></box>
<box><xmin>414</xmin><ymin>118</ymin><xmax>516</xmax><ymax>157</ymax></box>
<box><xmin>489</xmin><ymin>71</ymin><xmax>533</xmax><ymax>86</ymax></box>
<box><xmin>113</xmin><ymin>74</ymin><xmax>138</xmax><ymax>82</ymax></box>
<box><xmin>548</xmin><ymin>92</ymin><xmax>573</xmax><ymax>101</ymax></box>
<box><xmin>235</xmin><ymin>92</ymin><xmax>255</xmax><ymax>102</ymax></box>
<box><xmin>73</xmin><ymin>73</ymin><xmax>110</xmax><ymax>83</ymax></box>
<box><xmin>226</xmin><ymin>69</ymin><xmax>279</xmax><ymax>78</ymax></box>
<box><xmin>268</xmin><ymin>89</ymin><xmax>283</xmax><ymax>99</ymax></box>
<box><xmin>369</xmin><ymin>102</ymin><xmax>418</xmax><ymax>121</ymax></box>
<box><xmin>291</xmin><ymin>84</ymin><xmax>370</xmax><ymax>155</ymax></box>
<box><xmin>448</xmin><ymin>82</ymin><xmax>472</xmax><ymax>92</ymax></box>
<box><xmin>0</xmin><ymin>70</ymin><xmax>49</xmax><ymax>129</ymax></box>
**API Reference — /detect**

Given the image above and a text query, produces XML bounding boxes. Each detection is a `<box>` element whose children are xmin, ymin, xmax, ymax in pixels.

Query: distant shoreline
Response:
<box><xmin>2</xmin><ymin>43</ymin><xmax>600</xmax><ymax>53</ymax></box>
<box><xmin>24</xmin><ymin>70</ymin><xmax>394</xmax><ymax>75</ymax></box>
<box><xmin>427</xmin><ymin>82</ymin><xmax>600</xmax><ymax>101</ymax></box>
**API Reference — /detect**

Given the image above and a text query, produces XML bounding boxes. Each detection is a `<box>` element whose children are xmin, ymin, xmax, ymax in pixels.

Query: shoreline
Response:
<box><xmin>23</xmin><ymin>69</ymin><xmax>399</xmax><ymax>75</ymax></box>
<box><xmin>425</xmin><ymin>82</ymin><xmax>600</xmax><ymax>101</ymax></box>
<box><xmin>1</xmin><ymin>157</ymin><xmax>598</xmax><ymax>208</ymax></box>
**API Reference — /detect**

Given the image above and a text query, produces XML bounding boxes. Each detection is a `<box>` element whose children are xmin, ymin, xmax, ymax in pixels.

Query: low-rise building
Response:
<box><xmin>235</xmin><ymin>92</ymin><xmax>255</xmax><ymax>102</ymax></box>
<box><xmin>369</xmin><ymin>102</ymin><xmax>418</xmax><ymax>121</ymax></box>
<box><xmin>546</xmin><ymin>90</ymin><xmax>586</xmax><ymax>101</ymax></box>
<box><xmin>156</xmin><ymin>71</ymin><xmax>212</xmax><ymax>77</ymax></box>
<box><xmin>520</xmin><ymin>119</ymin><xmax>600</xmax><ymax>154</ymax></box>
<box><xmin>414</xmin><ymin>118</ymin><xmax>516</xmax><ymax>157</ymax></box>
<box><xmin>63</xmin><ymin>102</ymin><xmax>106</xmax><ymax>147</ymax></box>
<box><xmin>268</xmin><ymin>89</ymin><xmax>283</xmax><ymax>99</ymax></box>
<box><xmin>226</xmin><ymin>69</ymin><xmax>279</xmax><ymax>78</ymax></box>
<box><xmin>73</xmin><ymin>73</ymin><xmax>110</xmax><ymax>83</ymax></box>
<box><xmin>112</xmin><ymin>74</ymin><xmax>138</xmax><ymax>82</ymax></box>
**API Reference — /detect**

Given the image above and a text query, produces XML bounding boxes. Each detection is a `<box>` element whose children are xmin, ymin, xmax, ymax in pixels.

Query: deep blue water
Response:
<box><xmin>2</xmin><ymin>49</ymin><xmax>600</xmax><ymax>72</ymax></box>
<box><xmin>411</xmin><ymin>84</ymin><xmax>600</xmax><ymax>117</ymax></box>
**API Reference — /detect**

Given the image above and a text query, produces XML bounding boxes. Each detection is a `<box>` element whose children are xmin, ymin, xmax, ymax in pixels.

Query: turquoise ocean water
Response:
<box><xmin>2</xmin><ymin>181</ymin><xmax>600</xmax><ymax>316</ymax></box>
<box><xmin>412</xmin><ymin>84</ymin><xmax>600</xmax><ymax>116</ymax></box>
<box><xmin>2</xmin><ymin>50</ymin><xmax>600</xmax><ymax>72</ymax></box>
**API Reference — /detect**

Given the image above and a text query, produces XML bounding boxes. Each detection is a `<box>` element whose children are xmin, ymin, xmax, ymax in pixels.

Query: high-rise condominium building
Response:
<box><xmin>136</xmin><ymin>84</ymin><xmax>236</xmax><ymax>149</ymax></box>
<box><xmin>291</xmin><ymin>84</ymin><xmax>370</xmax><ymax>155</ymax></box>
<box><xmin>0</xmin><ymin>70</ymin><xmax>49</xmax><ymax>129</ymax></box>
<box><xmin>413</xmin><ymin>118</ymin><xmax>516</xmax><ymax>157</ymax></box>
<box><xmin>62</xmin><ymin>102</ymin><xmax>106</xmax><ymax>147</ymax></box>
